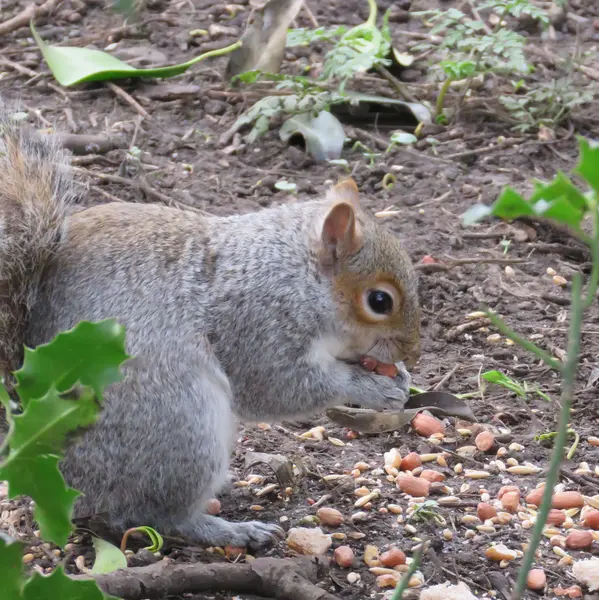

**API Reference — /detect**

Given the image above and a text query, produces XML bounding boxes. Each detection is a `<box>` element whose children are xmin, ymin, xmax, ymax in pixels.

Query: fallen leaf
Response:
<box><xmin>279</xmin><ymin>111</ymin><xmax>345</xmax><ymax>161</ymax></box>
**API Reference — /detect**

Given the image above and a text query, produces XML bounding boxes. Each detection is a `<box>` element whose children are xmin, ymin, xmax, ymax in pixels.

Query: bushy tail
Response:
<box><xmin>0</xmin><ymin>109</ymin><xmax>75</xmax><ymax>384</ymax></box>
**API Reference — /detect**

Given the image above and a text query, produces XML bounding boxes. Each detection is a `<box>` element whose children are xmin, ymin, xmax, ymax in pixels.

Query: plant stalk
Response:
<box><xmin>486</xmin><ymin>312</ymin><xmax>562</xmax><ymax>371</ymax></box>
<box><xmin>510</xmin><ymin>272</ymin><xmax>584</xmax><ymax>599</ymax></box>
<box><xmin>390</xmin><ymin>542</ymin><xmax>426</xmax><ymax>600</ymax></box>
<box><xmin>435</xmin><ymin>76</ymin><xmax>453</xmax><ymax>118</ymax></box>
<box><xmin>366</xmin><ymin>0</ymin><xmax>378</xmax><ymax>27</ymax></box>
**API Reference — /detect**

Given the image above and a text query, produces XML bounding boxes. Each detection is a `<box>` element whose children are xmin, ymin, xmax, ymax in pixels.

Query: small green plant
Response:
<box><xmin>321</xmin><ymin>0</ymin><xmax>392</xmax><ymax>91</ymax></box>
<box><xmin>0</xmin><ymin>320</ymin><xmax>130</xmax><ymax>599</ymax></box>
<box><xmin>464</xmin><ymin>137</ymin><xmax>599</xmax><ymax>600</ymax></box>
<box><xmin>435</xmin><ymin>60</ymin><xmax>476</xmax><ymax>121</ymax></box>
<box><xmin>286</xmin><ymin>25</ymin><xmax>348</xmax><ymax>47</ymax></box>
<box><xmin>351</xmin><ymin>141</ymin><xmax>381</xmax><ymax>167</ymax></box>
<box><xmin>414</xmin><ymin>0</ymin><xmax>549</xmax><ymax>122</ymax></box>
<box><xmin>499</xmin><ymin>77</ymin><xmax>596</xmax><ymax>132</ymax></box>
<box><xmin>407</xmin><ymin>500</ymin><xmax>444</xmax><ymax>525</ymax></box>
<box><xmin>482</xmin><ymin>370</ymin><xmax>551</xmax><ymax>402</ymax></box>
<box><xmin>535</xmin><ymin>429</ymin><xmax>579</xmax><ymax>459</ymax></box>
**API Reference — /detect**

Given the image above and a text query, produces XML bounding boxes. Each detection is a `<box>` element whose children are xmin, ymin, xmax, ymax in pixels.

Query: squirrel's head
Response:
<box><xmin>315</xmin><ymin>179</ymin><xmax>421</xmax><ymax>369</ymax></box>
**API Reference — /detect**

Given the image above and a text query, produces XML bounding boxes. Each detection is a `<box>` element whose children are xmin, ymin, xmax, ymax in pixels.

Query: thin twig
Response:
<box><xmin>302</xmin><ymin>2</ymin><xmax>319</xmax><ymax>28</ymax></box>
<box><xmin>0</xmin><ymin>57</ymin><xmax>69</xmax><ymax>99</ymax></box>
<box><xmin>432</xmin><ymin>364</ymin><xmax>459</xmax><ymax>391</ymax></box>
<box><xmin>0</xmin><ymin>0</ymin><xmax>60</xmax><ymax>36</ymax></box>
<box><xmin>511</xmin><ymin>273</ymin><xmax>583</xmax><ymax>600</ymax></box>
<box><xmin>105</xmin><ymin>82</ymin><xmax>150</xmax><ymax>119</ymax></box>
<box><xmin>375</xmin><ymin>65</ymin><xmax>417</xmax><ymax>103</ymax></box>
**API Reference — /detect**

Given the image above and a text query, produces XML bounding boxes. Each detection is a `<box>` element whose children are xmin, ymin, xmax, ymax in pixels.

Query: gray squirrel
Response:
<box><xmin>0</xmin><ymin>112</ymin><xmax>421</xmax><ymax>549</ymax></box>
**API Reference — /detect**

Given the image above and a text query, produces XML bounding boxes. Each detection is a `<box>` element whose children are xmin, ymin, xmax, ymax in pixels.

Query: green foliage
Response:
<box><xmin>232</xmin><ymin>91</ymin><xmax>343</xmax><ymax>143</ymax></box>
<box><xmin>31</xmin><ymin>23</ymin><xmax>241</xmax><ymax>87</ymax></box>
<box><xmin>322</xmin><ymin>0</ymin><xmax>392</xmax><ymax>91</ymax></box>
<box><xmin>415</xmin><ymin>3</ymin><xmax>544</xmax><ymax>75</ymax></box>
<box><xmin>463</xmin><ymin>137</ymin><xmax>599</xmax><ymax>236</ymax></box>
<box><xmin>482</xmin><ymin>370</ymin><xmax>551</xmax><ymax>402</ymax></box>
<box><xmin>464</xmin><ymin>138</ymin><xmax>599</xmax><ymax>600</ymax></box>
<box><xmin>126</xmin><ymin>526</ymin><xmax>163</xmax><ymax>553</ymax></box>
<box><xmin>22</xmin><ymin>566</ymin><xmax>109</xmax><ymax>600</ymax></box>
<box><xmin>477</xmin><ymin>0</ymin><xmax>549</xmax><ymax>24</ymax></box>
<box><xmin>0</xmin><ymin>320</ymin><xmax>129</xmax><ymax>599</ymax></box>
<box><xmin>500</xmin><ymin>78</ymin><xmax>596</xmax><ymax>132</ymax></box>
<box><xmin>15</xmin><ymin>320</ymin><xmax>129</xmax><ymax>402</ymax></box>
<box><xmin>91</xmin><ymin>538</ymin><xmax>127</xmax><ymax>575</ymax></box>
<box><xmin>286</xmin><ymin>25</ymin><xmax>348</xmax><ymax>47</ymax></box>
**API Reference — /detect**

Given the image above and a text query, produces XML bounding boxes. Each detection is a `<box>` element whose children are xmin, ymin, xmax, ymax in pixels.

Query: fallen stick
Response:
<box><xmin>0</xmin><ymin>0</ymin><xmax>61</xmax><ymax>36</ymax></box>
<box><xmin>74</xmin><ymin>555</ymin><xmax>339</xmax><ymax>600</ymax></box>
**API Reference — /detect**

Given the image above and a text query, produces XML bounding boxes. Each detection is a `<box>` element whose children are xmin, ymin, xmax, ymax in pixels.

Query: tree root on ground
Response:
<box><xmin>76</xmin><ymin>555</ymin><xmax>340</xmax><ymax>600</ymax></box>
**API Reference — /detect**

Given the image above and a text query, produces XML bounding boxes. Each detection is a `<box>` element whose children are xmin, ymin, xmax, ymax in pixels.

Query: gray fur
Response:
<box><xmin>0</xmin><ymin>118</ymin><xmax>420</xmax><ymax>547</ymax></box>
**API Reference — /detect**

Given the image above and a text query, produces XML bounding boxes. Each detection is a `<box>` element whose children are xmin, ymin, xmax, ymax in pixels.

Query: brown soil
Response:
<box><xmin>1</xmin><ymin>0</ymin><xmax>599</xmax><ymax>598</ymax></box>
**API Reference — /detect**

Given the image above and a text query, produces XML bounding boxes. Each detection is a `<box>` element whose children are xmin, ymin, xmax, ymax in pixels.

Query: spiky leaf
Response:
<box><xmin>15</xmin><ymin>319</ymin><xmax>129</xmax><ymax>404</ymax></box>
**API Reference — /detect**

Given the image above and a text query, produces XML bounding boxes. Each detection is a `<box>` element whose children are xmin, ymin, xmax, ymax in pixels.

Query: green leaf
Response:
<box><xmin>528</xmin><ymin>172</ymin><xmax>588</xmax><ymax>211</ymax></box>
<box><xmin>389</xmin><ymin>132</ymin><xmax>418</xmax><ymax>146</ymax></box>
<box><xmin>0</xmin><ymin>537</ymin><xmax>24</xmax><ymax>600</ymax></box>
<box><xmin>0</xmin><ymin>385</ymin><xmax>100</xmax><ymax>545</ymax></box>
<box><xmin>0</xmin><ymin>453</ymin><xmax>80</xmax><ymax>547</ymax></box>
<box><xmin>1</xmin><ymin>320</ymin><xmax>129</xmax><ymax>545</ymax></box>
<box><xmin>533</xmin><ymin>195</ymin><xmax>584</xmax><ymax>230</ymax></box>
<box><xmin>274</xmin><ymin>180</ymin><xmax>298</xmax><ymax>193</ymax></box>
<box><xmin>31</xmin><ymin>23</ymin><xmax>241</xmax><ymax>87</ymax></box>
<box><xmin>15</xmin><ymin>319</ymin><xmax>129</xmax><ymax>403</ymax></box>
<box><xmin>489</xmin><ymin>187</ymin><xmax>536</xmax><ymax>220</ymax></box>
<box><xmin>91</xmin><ymin>537</ymin><xmax>128</xmax><ymax>575</ymax></box>
<box><xmin>286</xmin><ymin>25</ymin><xmax>348</xmax><ymax>47</ymax></box>
<box><xmin>481</xmin><ymin>370</ymin><xmax>525</xmax><ymax>397</ymax></box>
<box><xmin>279</xmin><ymin>110</ymin><xmax>346</xmax><ymax>162</ymax></box>
<box><xmin>576</xmin><ymin>136</ymin><xmax>599</xmax><ymax>195</ymax></box>
<box><xmin>23</xmin><ymin>566</ymin><xmax>110</xmax><ymax>600</ymax></box>
<box><xmin>122</xmin><ymin>526</ymin><xmax>164</xmax><ymax>553</ymax></box>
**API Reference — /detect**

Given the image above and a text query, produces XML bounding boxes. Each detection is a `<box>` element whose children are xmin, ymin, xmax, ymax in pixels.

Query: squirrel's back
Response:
<box><xmin>0</xmin><ymin>111</ymin><xmax>74</xmax><ymax>384</ymax></box>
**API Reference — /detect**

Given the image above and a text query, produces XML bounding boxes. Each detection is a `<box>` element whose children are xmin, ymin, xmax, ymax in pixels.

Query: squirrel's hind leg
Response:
<box><xmin>63</xmin><ymin>341</ymin><xmax>282</xmax><ymax>549</ymax></box>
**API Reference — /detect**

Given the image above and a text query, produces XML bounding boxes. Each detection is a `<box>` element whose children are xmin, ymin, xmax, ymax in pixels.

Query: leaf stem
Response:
<box><xmin>511</xmin><ymin>272</ymin><xmax>584</xmax><ymax>600</ymax></box>
<box><xmin>435</xmin><ymin>76</ymin><xmax>453</xmax><ymax>118</ymax></box>
<box><xmin>486</xmin><ymin>312</ymin><xmax>562</xmax><ymax>371</ymax></box>
<box><xmin>181</xmin><ymin>40</ymin><xmax>242</xmax><ymax>68</ymax></box>
<box><xmin>366</xmin><ymin>0</ymin><xmax>378</xmax><ymax>28</ymax></box>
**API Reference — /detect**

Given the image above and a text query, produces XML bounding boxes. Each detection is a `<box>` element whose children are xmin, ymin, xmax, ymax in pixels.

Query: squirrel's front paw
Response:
<box><xmin>363</xmin><ymin>372</ymin><xmax>410</xmax><ymax>411</ymax></box>
<box><xmin>230</xmin><ymin>521</ymin><xmax>285</xmax><ymax>549</ymax></box>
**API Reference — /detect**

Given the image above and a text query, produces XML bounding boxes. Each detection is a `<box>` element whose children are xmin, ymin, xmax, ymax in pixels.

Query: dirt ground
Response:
<box><xmin>1</xmin><ymin>0</ymin><xmax>599</xmax><ymax>598</ymax></box>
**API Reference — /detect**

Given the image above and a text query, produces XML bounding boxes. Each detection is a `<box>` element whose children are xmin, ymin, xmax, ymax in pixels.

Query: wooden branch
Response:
<box><xmin>74</xmin><ymin>555</ymin><xmax>340</xmax><ymax>600</ymax></box>
<box><xmin>0</xmin><ymin>0</ymin><xmax>61</xmax><ymax>36</ymax></box>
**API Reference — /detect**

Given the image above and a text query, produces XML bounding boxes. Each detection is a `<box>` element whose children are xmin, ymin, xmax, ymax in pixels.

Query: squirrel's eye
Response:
<box><xmin>367</xmin><ymin>290</ymin><xmax>393</xmax><ymax>315</ymax></box>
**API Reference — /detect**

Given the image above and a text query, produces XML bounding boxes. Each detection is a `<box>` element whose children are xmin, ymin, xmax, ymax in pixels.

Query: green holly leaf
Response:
<box><xmin>0</xmin><ymin>537</ymin><xmax>25</xmax><ymax>600</ymax></box>
<box><xmin>0</xmin><ymin>451</ymin><xmax>80</xmax><ymax>547</ymax></box>
<box><xmin>529</xmin><ymin>171</ymin><xmax>588</xmax><ymax>211</ymax></box>
<box><xmin>489</xmin><ymin>187</ymin><xmax>535</xmax><ymax>220</ymax></box>
<box><xmin>0</xmin><ymin>385</ymin><xmax>100</xmax><ymax>545</ymax></box>
<box><xmin>23</xmin><ymin>566</ymin><xmax>110</xmax><ymax>600</ymax></box>
<box><xmin>15</xmin><ymin>319</ymin><xmax>129</xmax><ymax>404</ymax></box>
<box><xmin>0</xmin><ymin>320</ymin><xmax>129</xmax><ymax>545</ymax></box>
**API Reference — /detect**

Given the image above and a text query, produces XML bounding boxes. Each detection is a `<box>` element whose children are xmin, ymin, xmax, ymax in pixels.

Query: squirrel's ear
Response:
<box><xmin>326</xmin><ymin>178</ymin><xmax>360</xmax><ymax>209</ymax></box>
<box><xmin>320</xmin><ymin>201</ymin><xmax>363</xmax><ymax>264</ymax></box>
